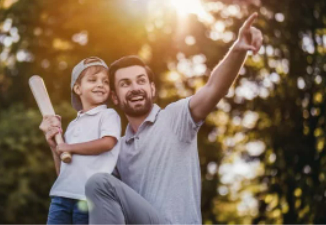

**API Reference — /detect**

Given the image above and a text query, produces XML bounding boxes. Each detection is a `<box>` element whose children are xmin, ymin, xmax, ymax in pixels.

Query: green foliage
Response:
<box><xmin>0</xmin><ymin>101</ymin><xmax>76</xmax><ymax>223</ymax></box>
<box><xmin>0</xmin><ymin>104</ymin><xmax>54</xmax><ymax>223</ymax></box>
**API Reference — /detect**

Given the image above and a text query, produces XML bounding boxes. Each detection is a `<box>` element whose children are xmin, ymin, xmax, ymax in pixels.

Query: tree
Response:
<box><xmin>1</xmin><ymin>0</ymin><xmax>326</xmax><ymax>223</ymax></box>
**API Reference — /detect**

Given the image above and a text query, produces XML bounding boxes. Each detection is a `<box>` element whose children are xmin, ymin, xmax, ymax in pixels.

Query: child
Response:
<box><xmin>46</xmin><ymin>57</ymin><xmax>121</xmax><ymax>224</ymax></box>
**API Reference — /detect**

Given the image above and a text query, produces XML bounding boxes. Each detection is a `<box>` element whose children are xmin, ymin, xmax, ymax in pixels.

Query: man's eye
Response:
<box><xmin>139</xmin><ymin>79</ymin><xmax>145</xmax><ymax>84</ymax></box>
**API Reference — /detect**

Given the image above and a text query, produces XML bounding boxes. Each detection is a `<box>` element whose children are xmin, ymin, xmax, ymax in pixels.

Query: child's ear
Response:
<box><xmin>111</xmin><ymin>91</ymin><xmax>118</xmax><ymax>105</ymax></box>
<box><xmin>73</xmin><ymin>84</ymin><xmax>81</xmax><ymax>95</ymax></box>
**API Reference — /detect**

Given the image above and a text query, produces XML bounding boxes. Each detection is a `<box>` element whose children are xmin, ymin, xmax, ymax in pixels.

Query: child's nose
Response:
<box><xmin>96</xmin><ymin>80</ymin><xmax>105</xmax><ymax>87</ymax></box>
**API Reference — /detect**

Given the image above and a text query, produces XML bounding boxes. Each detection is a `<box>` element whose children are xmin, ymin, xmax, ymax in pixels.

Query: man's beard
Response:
<box><xmin>118</xmin><ymin>89</ymin><xmax>153</xmax><ymax>117</ymax></box>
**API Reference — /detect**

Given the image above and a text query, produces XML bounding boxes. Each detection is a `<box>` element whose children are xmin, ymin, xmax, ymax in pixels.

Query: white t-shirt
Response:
<box><xmin>50</xmin><ymin>105</ymin><xmax>121</xmax><ymax>200</ymax></box>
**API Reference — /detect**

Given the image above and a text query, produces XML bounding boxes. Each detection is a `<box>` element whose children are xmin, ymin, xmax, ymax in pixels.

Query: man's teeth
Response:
<box><xmin>130</xmin><ymin>96</ymin><xmax>144</xmax><ymax>101</ymax></box>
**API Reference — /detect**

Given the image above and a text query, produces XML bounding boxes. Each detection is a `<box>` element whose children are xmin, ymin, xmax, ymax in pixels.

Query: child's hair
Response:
<box><xmin>72</xmin><ymin>57</ymin><xmax>109</xmax><ymax>110</ymax></box>
<box><xmin>74</xmin><ymin>58</ymin><xmax>108</xmax><ymax>88</ymax></box>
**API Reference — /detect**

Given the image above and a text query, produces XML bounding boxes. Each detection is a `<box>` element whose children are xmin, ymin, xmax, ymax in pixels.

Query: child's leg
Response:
<box><xmin>72</xmin><ymin>200</ymin><xmax>89</xmax><ymax>224</ymax></box>
<box><xmin>47</xmin><ymin>197</ymin><xmax>73</xmax><ymax>224</ymax></box>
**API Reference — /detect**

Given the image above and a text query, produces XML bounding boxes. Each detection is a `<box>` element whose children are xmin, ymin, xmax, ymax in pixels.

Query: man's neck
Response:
<box><xmin>126</xmin><ymin>105</ymin><xmax>153</xmax><ymax>133</ymax></box>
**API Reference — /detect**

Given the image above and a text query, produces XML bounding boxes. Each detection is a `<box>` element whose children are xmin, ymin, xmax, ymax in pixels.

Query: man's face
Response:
<box><xmin>112</xmin><ymin>65</ymin><xmax>155</xmax><ymax>117</ymax></box>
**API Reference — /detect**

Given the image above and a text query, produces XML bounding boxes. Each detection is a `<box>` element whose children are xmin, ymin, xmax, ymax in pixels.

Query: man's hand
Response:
<box><xmin>189</xmin><ymin>13</ymin><xmax>263</xmax><ymax>122</ymax></box>
<box><xmin>234</xmin><ymin>12</ymin><xmax>263</xmax><ymax>54</ymax></box>
<box><xmin>39</xmin><ymin>115</ymin><xmax>62</xmax><ymax>149</ymax></box>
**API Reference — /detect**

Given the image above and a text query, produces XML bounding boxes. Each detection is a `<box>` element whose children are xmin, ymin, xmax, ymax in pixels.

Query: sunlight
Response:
<box><xmin>169</xmin><ymin>0</ymin><xmax>202</xmax><ymax>16</ymax></box>
<box><xmin>169</xmin><ymin>0</ymin><xmax>214</xmax><ymax>24</ymax></box>
<box><xmin>167</xmin><ymin>71</ymin><xmax>181</xmax><ymax>82</ymax></box>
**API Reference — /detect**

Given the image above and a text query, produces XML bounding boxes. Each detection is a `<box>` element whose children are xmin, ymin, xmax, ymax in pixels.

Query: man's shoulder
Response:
<box><xmin>160</xmin><ymin>97</ymin><xmax>191</xmax><ymax>114</ymax></box>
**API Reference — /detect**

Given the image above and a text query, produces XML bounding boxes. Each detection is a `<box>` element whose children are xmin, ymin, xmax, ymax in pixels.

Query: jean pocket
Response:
<box><xmin>47</xmin><ymin>197</ymin><xmax>72</xmax><ymax>224</ymax></box>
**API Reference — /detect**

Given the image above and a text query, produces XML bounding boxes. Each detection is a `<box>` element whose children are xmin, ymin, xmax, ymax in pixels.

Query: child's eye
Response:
<box><xmin>88</xmin><ymin>79</ymin><xmax>96</xmax><ymax>82</ymax></box>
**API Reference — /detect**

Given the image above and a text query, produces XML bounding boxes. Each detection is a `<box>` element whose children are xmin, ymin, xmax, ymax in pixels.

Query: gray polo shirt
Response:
<box><xmin>116</xmin><ymin>97</ymin><xmax>203</xmax><ymax>224</ymax></box>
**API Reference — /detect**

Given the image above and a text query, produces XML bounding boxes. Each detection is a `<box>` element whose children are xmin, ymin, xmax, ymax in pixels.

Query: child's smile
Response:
<box><xmin>75</xmin><ymin>70</ymin><xmax>111</xmax><ymax>111</ymax></box>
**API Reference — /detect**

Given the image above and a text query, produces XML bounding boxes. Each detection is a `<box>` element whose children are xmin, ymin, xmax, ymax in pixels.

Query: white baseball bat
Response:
<box><xmin>29</xmin><ymin>75</ymin><xmax>72</xmax><ymax>163</ymax></box>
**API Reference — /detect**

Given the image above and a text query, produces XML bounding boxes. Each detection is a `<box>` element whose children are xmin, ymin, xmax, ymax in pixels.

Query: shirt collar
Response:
<box><xmin>125</xmin><ymin>104</ymin><xmax>161</xmax><ymax>143</ymax></box>
<box><xmin>77</xmin><ymin>104</ymin><xmax>107</xmax><ymax>117</ymax></box>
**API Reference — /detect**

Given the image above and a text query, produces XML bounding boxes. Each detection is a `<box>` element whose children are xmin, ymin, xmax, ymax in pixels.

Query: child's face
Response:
<box><xmin>74</xmin><ymin>70</ymin><xmax>110</xmax><ymax>111</ymax></box>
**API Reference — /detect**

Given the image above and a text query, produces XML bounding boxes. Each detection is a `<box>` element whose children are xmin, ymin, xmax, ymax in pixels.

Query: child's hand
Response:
<box><xmin>56</xmin><ymin>143</ymin><xmax>72</xmax><ymax>155</ymax></box>
<box><xmin>39</xmin><ymin>115</ymin><xmax>63</xmax><ymax>149</ymax></box>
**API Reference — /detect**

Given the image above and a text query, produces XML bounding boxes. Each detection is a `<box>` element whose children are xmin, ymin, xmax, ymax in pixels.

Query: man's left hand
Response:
<box><xmin>234</xmin><ymin>12</ymin><xmax>263</xmax><ymax>55</ymax></box>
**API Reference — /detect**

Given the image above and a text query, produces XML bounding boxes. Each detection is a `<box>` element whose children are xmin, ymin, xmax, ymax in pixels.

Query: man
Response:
<box><xmin>40</xmin><ymin>13</ymin><xmax>263</xmax><ymax>224</ymax></box>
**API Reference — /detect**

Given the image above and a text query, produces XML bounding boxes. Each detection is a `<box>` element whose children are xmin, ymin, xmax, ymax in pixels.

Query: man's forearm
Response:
<box><xmin>190</xmin><ymin>43</ymin><xmax>248</xmax><ymax>122</ymax></box>
<box><xmin>207</xmin><ymin>42</ymin><xmax>247</xmax><ymax>99</ymax></box>
<box><xmin>189</xmin><ymin>13</ymin><xmax>263</xmax><ymax>122</ymax></box>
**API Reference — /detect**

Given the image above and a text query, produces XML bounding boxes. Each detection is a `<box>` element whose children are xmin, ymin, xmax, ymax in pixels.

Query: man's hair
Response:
<box><xmin>108</xmin><ymin>55</ymin><xmax>154</xmax><ymax>91</ymax></box>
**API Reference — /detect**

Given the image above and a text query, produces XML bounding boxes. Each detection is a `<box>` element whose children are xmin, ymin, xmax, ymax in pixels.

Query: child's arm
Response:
<box><xmin>56</xmin><ymin>109</ymin><xmax>121</xmax><ymax>156</ymax></box>
<box><xmin>39</xmin><ymin>115</ymin><xmax>62</xmax><ymax>175</ymax></box>
<box><xmin>56</xmin><ymin>136</ymin><xmax>117</xmax><ymax>155</ymax></box>
<box><xmin>51</xmin><ymin>147</ymin><xmax>61</xmax><ymax>175</ymax></box>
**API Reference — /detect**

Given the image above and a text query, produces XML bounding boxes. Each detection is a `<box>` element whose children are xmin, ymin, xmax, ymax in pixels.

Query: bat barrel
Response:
<box><xmin>29</xmin><ymin>75</ymin><xmax>72</xmax><ymax>164</ymax></box>
<box><xmin>61</xmin><ymin>152</ymin><xmax>72</xmax><ymax>163</ymax></box>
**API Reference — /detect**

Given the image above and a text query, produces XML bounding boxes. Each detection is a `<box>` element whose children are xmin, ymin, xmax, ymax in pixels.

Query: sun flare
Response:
<box><xmin>169</xmin><ymin>0</ymin><xmax>214</xmax><ymax>24</ymax></box>
<box><xmin>169</xmin><ymin>0</ymin><xmax>203</xmax><ymax>16</ymax></box>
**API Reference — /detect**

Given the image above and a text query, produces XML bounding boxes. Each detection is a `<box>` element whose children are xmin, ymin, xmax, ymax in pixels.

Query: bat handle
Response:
<box><xmin>54</xmin><ymin>133</ymin><xmax>72</xmax><ymax>164</ymax></box>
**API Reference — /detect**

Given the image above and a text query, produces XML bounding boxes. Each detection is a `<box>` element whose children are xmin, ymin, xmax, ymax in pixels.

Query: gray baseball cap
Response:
<box><xmin>71</xmin><ymin>56</ymin><xmax>108</xmax><ymax>111</ymax></box>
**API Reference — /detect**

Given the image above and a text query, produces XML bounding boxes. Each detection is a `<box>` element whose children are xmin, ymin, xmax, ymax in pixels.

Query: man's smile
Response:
<box><xmin>129</xmin><ymin>96</ymin><xmax>145</xmax><ymax>102</ymax></box>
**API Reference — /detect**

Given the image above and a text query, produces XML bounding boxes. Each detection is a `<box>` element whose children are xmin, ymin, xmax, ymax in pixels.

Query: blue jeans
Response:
<box><xmin>47</xmin><ymin>196</ymin><xmax>89</xmax><ymax>224</ymax></box>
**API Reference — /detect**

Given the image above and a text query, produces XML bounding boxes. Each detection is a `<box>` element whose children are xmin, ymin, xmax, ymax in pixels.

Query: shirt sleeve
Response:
<box><xmin>164</xmin><ymin>96</ymin><xmax>204</xmax><ymax>143</ymax></box>
<box><xmin>99</xmin><ymin>109</ymin><xmax>121</xmax><ymax>140</ymax></box>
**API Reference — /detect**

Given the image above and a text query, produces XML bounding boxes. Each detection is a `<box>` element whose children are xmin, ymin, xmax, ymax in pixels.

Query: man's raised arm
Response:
<box><xmin>190</xmin><ymin>13</ymin><xmax>263</xmax><ymax>122</ymax></box>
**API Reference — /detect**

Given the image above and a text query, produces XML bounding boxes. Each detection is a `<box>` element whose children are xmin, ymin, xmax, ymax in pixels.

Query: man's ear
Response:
<box><xmin>111</xmin><ymin>91</ymin><xmax>119</xmax><ymax>105</ymax></box>
<box><xmin>150</xmin><ymin>82</ymin><xmax>156</xmax><ymax>98</ymax></box>
<box><xmin>73</xmin><ymin>84</ymin><xmax>81</xmax><ymax>95</ymax></box>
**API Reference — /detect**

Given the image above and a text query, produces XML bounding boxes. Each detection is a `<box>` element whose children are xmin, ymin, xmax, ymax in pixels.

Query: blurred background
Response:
<box><xmin>1</xmin><ymin>0</ymin><xmax>326</xmax><ymax>223</ymax></box>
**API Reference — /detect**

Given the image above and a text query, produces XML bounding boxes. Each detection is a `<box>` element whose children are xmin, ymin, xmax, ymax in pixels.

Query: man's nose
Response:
<box><xmin>130</xmin><ymin>81</ymin><xmax>141</xmax><ymax>90</ymax></box>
